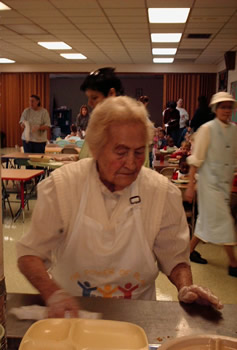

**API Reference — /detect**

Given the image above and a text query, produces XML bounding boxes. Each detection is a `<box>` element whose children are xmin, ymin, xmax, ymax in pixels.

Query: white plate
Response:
<box><xmin>19</xmin><ymin>319</ymin><xmax>149</xmax><ymax>350</ymax></box>
<box><xmin>159</xmin><ymin>334</ymin><xmax>237</xmax><ymax>350</ymax></box>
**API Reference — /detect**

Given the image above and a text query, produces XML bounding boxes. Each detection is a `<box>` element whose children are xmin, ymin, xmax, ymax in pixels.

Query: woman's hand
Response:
<box><xmin>46</xmin><ymin>289</ymin><xmax>79</xmax><ymax>318</ymax></box>
<box><xmin>178</xmin><ymin>285</ymin><xmax>223</xmax><ymax>310</ymax></box>
<box><xmin>31</xmin><ymin>125</ymin><xmax>40</xmax><ymax>132</ymax></box>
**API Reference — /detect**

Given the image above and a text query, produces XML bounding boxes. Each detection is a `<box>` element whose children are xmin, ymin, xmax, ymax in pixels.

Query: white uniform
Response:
<box><xmin>17</xmin><ymin>159</ymin><xmax>190</xmax><ymax>299</ymax></box>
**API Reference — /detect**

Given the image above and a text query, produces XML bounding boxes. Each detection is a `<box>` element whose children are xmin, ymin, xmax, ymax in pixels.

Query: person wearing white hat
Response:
<box><xmin>185</xmin><ymin>92</ymin><xmax>237</xmax><ymax>277</ymax></box>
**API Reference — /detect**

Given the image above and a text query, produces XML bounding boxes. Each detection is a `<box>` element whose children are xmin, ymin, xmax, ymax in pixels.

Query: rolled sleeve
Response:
<box><xmin>187</xmin><ymin>124</ymin><xmax>210</xmax><ymax>168</ymax></box>
<box><xmin>16</xmin><ymin>176</ymin><xmax>65</xmax><ymax>269</ymax></box>
<box><xmin>153</xmin><ymin>183</ymin><xmax>190</xmax><ymax>276</ymax></box>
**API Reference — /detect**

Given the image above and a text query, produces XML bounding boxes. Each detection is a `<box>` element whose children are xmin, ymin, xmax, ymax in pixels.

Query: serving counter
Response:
<box><xmin>6</xmin><ymin>293</ymin><xmax>237</xmax><ymax>349</ymax></box>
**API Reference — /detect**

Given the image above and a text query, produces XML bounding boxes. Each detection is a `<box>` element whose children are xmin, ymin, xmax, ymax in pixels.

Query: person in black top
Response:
<box><xmin>190</xmin><ymin>96</ymin><xmax>215</xmax><ymax>132</ymax></box>
<box><xmin>163</xmin><ymin>101</ymin><xmax>180</xmax><ymax>146</ymax></box>
<box><xmin>76</xmin><ymin>105</ymin><xmax>90</xmax><ymax>138</ymax></box>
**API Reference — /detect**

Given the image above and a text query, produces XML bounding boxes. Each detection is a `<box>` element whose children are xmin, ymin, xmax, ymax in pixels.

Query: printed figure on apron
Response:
<box><xmin>77</xmin><ymin>281</ymin><xmax>97</xmax><ymax>297</ymax></box>
<box><xmin>17</xmin><ymin>95</ymin><xmax>223</xmax><ymax>318</ymax></box>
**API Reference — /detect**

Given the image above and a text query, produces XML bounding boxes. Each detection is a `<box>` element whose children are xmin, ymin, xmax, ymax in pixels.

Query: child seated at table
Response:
<box><xmin>172</xmin><ymin>156</ymin><xmax>190</xmax><ymax>180</ymax></box>
<box><xmin>157</xmin><ymin>129</ymin><xmax>167</xmax><ymax>149</ymax></box>
<box><xmin>170</xmin><ymin>141</ymin><xmax>191</xmax><ymax>159</ymax></box>
<box><xmin>65</xmin><ymin>124</ymin><xmax>81</xmax><ymax>141</ymax></box>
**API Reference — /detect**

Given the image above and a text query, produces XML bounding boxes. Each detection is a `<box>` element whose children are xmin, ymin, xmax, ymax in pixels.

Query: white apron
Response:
<box><xmin>52</xmin><ymin>173</ymin><xmax>159</xmax><ymax>300</ymax></box>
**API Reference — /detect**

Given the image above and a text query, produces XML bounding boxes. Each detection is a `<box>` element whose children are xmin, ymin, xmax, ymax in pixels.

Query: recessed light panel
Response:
<box><xmin>151</xmin><ymin>33</ymin><xmax>182</xmax><ymax>43</ymax></box>
<box><xmin>153</xmin><ymin>58</ymin><xmax>174</xmax><ymax>63</ymax></box>
<box><xmin>38</xmin><ymin>42</ymin><xmax>72</xmax><ymax>50</ymax></box>
<box><xmin>60</xmin><ymin>53</ymin><xmax>87</xmax><ymax>60</ymax></box>
<box><xmin>0</xmin><ymin>2</ymin><xmax>11</xmax><ymax>10</ymax></box>
<box><xmin>0</xmin><ymin>58</ymin><xmax>15</xmax><ymax>63</ymax></box>
<box><xmin>152</xmin><ymin>48</ymin><xmax>177</xmax><ymax>55</ymax></box>
<box><xmin>148</xmin><ymin>8</ymin><xmax>190</xmax><ymax>23</ymax></box>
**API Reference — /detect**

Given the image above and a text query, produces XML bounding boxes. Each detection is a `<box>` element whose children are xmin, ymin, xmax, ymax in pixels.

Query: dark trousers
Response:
<box><xmin>23</xmin><ymin>141</ymin><xmax>46</xmax><ymax>153</ymax></box>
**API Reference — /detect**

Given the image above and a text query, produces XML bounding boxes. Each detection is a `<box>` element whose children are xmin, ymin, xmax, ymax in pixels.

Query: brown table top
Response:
<box><xmin>153</xmin><ymin>160</ymin><xmax>179</xmax><ymax>172</ymax></box>
<box><xmin>2</xmin><ymin>152</ymin><xmax>79</xmax><ymax>161</ymax></box>
<box><xmin>6</xmin><ymin>293</ymin><xmax>237</xmax><ymax>344</ymax></box>
<box><xmin>1</xmin><ymin>168</ymin><xmax>44</xmax><ymax>181</ymax></box>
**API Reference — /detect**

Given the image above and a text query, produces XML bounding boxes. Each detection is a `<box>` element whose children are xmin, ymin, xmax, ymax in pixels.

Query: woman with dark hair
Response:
<box><xmin>163</xmin><ymin>101</ymin><xmax>180</xmax><ymax>146</ymax></box>
<box><xmin>190</xmin><ymin>96</ymin><xmax>214</xmax><ymax>132</ymax></box>
<box><xmin>76</xmin><ymin>105</ymin><xmax>90</xmax><ymax>138</ymax></box>
<box><xmin>79</xmin><ymin>67</ymin><xmax>124</xmax><ymax>159</ymax></box>
<box><xmin>19</xmin><ymin>94</ymin><xmax>51</xmax><ymax>153</ymax></box>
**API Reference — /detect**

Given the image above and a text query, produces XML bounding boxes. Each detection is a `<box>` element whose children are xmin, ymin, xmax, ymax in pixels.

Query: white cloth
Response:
<box><xmin>177</xmin><ymin>107</ymin><xmax>189</xmax><ymax>128</ymax></box>
<box><xmin>17</xmin><ymin>159</ymin><xmax>190</xmax><ymax>299</ymax></box>
<box><xmin>20</xmin><ymin>107</ymin><xmax>51</xmax><ymax>142</ymax></box>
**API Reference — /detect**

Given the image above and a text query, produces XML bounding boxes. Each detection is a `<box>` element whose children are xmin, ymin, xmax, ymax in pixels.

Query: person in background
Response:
<box><xmin>17</xmin><ymin>96</ymin><xmax>222</xmax><ymax>318</ymax></box>
<box><xmin>65</xmin><ymin>124</ymin><xmax>81</xmax><ymax>141</ymax></box>
<box><xmin>76</xmin><ymin>105</ymin><xmax>90</xmax><ymax>139</ymax></box>
<box><xmin>190</xmin><ymin>96</ymin><xmax>214</xmax><ymax>132</ymax></box>
<box><xmin>178</xmin><ymin>120</ymin><xmax>191</xmax><ymax>146</ymax></box>
<box><xmin>139</xmin><ymin>95</ymin><xmax>153</xmax><ymax>168</ymax></box>
<box><xmin>185</xmin><ymin>92</ymin><xmax>237</xmax><ymax>275</ymax></box>
<box><xmin>157</xmin><ymin>129</ymin><xmax>167</xmax><ymax>149</ymax></box>
<box><xmin>19</xmin><ymin>94</ymin><xmax>51</xmax><ymax>153</ymax></box>
<box><xmin>79</xmin><ymin>67</ymin><xmax>124</xmax><ymax>160</ymax></box>
<box><xmin>172</xmin><ymin>156</ymin><xmax>190</xmax><ymax>180</ymax></box>
<box><xmin>170</xmin><ymin>141</ymin><xmax>191</xmax><ymax>159</ymax></box>
<box><xmin>139</xmin><ymin>95</ymin><xmax>149</xmax><ymax>108</ymax></box>
<box><xmin>177</xmin><ymin>98</ymin><xmax>189</xmax><ymax>141</ymax></box>
<box><xmin>163</xmin><ymin>101</ymin><xmax>180</xmax><ymax>146</ymax></box>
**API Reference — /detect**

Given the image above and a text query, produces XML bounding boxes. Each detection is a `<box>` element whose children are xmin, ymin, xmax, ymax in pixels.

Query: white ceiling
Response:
<box><xmin>0</xmin><ymin>0</ymin><xmax>236</xmax><ymax>66</ymax></box>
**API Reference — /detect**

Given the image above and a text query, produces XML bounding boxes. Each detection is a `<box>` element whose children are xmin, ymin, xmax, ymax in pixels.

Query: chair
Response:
<box><xmin>160</xmin><ymin>167</ymin><xmax>175</xmax><ymax>179</ymax></box>
<box><xmin>61</xmin><ymin>146</ymin><xmax>79</xmax><ymax>154</ymax></box>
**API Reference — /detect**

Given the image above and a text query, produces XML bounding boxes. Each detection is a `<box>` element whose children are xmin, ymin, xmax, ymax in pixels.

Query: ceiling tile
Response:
<box><xmin>99</xmin><ymin>0</ymin><xmax>145</xmax><ymax>8</ymax></box>
<box><xmin>104</xmin><ymin>9</ymin><xmax>146</xmax><ymax>16</ymax></box>
<box><xmin>60</xmin><ymin>8</ymin><xmax>104</xmax><ymax>16</ymax></box>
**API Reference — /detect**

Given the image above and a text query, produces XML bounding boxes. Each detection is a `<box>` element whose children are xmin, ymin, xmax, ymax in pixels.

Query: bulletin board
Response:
<box><xmin>231</xmin><ymin>80</ymin><xmax>237</xmax><ymax>123</ymax></box>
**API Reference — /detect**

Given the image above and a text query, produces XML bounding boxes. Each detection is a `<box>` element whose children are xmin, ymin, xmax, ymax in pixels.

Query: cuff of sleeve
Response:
<box><xmin>187</xmin><ymin>155</ymin><xmax>203</xmax><ymax>168</ymax></box>
<box><xmin>16</xmin><ymin>242</ymin><xmax>52</xmax><ymax>270</ymax></box>
<box><xmin>161</xmin><ymin>259</ymin><xmax>191</xmax><ymax>277</ymax></box>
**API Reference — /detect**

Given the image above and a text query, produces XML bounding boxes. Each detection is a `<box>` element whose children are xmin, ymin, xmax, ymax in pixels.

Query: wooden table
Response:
<box><xmin>6</xmin><ymin>293</ymin><xmax>237</xmax><ymax>349</ymax></box>
<box><xmin>1</xmin><ymin>152</ymin><xmax>79</xmax><ymax>168</ymax></box>
<box><xmin>1</xmin><ymin>169</ymin><xmax>44</xmax><ymax>221</ymax></box>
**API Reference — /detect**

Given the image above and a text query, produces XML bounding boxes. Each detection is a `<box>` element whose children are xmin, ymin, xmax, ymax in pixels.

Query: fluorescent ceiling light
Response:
<box><xmin>38</xmin><ymin>42</ymin><xmax>72</xmax><ymax>50</ymax></box>
<box><xmin>153</xmin><ymin>58</ymin><xmax>174</xmax><ymax>63</ymax></box>
<box><xmin>0</xmin><ymin>58</ymin><xmax>15</xmax><ymax>63</ymax></box>
<box><xmin>148</xmin><ymin>8</ymin><xmax>190</xmax><ymax>23</ymax></box>
<box><xmin>152</xmin><ymin>48</ymin><xmax>177</xmax><ymax>55</ymax></box>
<box><xmin>0</xmin><ymin>2</ymin><xmax>11</xmax><ymax>10</ymax></box>
<box><xmin>60</xmin><ymin>53</ymin><xmax>87</xmax><ymax>60</ymax></box>
<box><xmin>151</xmin><ymin>33</ymin><xmax>182</xmax><ymax>43</ymax></box>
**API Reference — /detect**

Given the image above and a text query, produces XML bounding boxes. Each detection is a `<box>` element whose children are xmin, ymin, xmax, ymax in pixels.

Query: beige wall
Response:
<box><xmin>0</xmin><ymin>63</ymin><xmax>218</xmax><ymax>73</ymax></box>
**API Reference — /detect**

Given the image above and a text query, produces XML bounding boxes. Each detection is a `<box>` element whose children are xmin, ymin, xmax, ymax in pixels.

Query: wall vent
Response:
<box><xmin>187</xmin><ymin>34</ymin><xmax>211</xmax><ymax>39</ymax></box>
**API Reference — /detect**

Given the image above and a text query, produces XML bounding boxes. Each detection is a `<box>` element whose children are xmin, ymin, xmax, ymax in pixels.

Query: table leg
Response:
<box><xmin>20</xmin><ymin>181</ymin><xmax>25</xmax><ymax>222</ymax></box>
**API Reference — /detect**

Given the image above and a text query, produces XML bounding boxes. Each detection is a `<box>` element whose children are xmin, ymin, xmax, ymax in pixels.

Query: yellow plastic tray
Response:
<box><xmin>159</xmin><ymin>334</ymin><xmax>237</xmax><ymax>350</ymax></box>
<box><xmin>19</xmin><ymin>318</ymin><xmax>149</xmax><ymax>350</ymax></box>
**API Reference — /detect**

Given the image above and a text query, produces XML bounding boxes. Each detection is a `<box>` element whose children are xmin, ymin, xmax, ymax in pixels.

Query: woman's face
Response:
<box><xmin>97</xmin><ymin>122</ymin><xmax>146</xmax><ymax>191</ymax></box>
<box><xmin>86</xmin><ymin>89</ymin><xmax>105</xmax><ymax>109</ymax></box>
<box><xmin>30</xmin><ymin>97</ymin><xmax>39</xmax><ymax>110</ymax></box>
<box><xmin>81</xmin><ymin>107</ymin><xmax>87</xmax><ymax>116</ymax></box>
<box><xmin>216</xmin><ymin>101</ymin><xmax>233</xmax><ymax>123</ymax></box>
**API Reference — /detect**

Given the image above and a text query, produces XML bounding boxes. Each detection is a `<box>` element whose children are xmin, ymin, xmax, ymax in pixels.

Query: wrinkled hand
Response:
<box><xmin>178</xmin><ymin>284</ymin><xmax>223</xmax><ymax>310</ymax></box>
<box><xmin>46</xmin><ymin>290</ymin><xmax>79</xmax><ymax>318</ymax></box>
<box><xmin>185</xmin><ymin>186</ymin><xmax>195</xmax><ymax>203</ymax></box>
<box><xmin>31</xmin><ymin>125</ymin><xmax>40</xmax><ymax>132</ymax></box>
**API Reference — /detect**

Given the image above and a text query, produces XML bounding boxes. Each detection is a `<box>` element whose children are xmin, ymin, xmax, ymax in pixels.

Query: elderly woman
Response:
<box><xmin>17</xmin><ymin>96</ymin><xmax>222</xmax><ymax>318</ymax></box>
<box><xmin>186</xmin><ymin>92</ymin><xmax>237</xmax><ymax>274</ymax></box>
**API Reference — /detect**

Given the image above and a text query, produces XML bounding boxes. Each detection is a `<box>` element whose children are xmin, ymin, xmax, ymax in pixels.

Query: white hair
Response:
<box><xmin>86</xmin><ymin>96</ymin><xmax>154</xmax><ymax>158</ymax></box>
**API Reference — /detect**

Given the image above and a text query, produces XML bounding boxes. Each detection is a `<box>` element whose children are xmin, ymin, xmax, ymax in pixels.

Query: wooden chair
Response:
<box><xmin>160</xmin><ymin>167</ymin><xmax>176</xmax><ymax>179</ymax></box>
